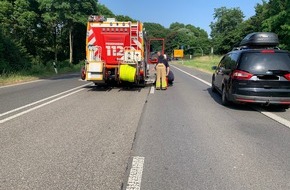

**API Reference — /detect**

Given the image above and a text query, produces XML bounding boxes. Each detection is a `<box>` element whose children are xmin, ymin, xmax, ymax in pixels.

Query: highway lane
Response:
<box><xmin>1</xmin><ymin>64</ymin><xmax>290</xmax><ymax>189</ymax></box>
<box><xmin>0</xmin><ymin>76</ymin><xmax>149</xmax><ymax>189</ymax></box>
<box><xmin>124</xmin><ymin>63</ymin><xmax>290</xmax><ymax>190</ymax></box>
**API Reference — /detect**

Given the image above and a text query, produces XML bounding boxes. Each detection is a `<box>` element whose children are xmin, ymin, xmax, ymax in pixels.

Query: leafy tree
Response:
<box><xmin>184</xmin><ymin>25</ymin><xmax>210</xmax><ymax>56</ymax></box>
<box><xmin>0</xmin><ymin>1</ymin><xmax>14</xmax><ymax>36</ymax></box>
<box><xmin>165</xmin><ymin>30</ymin><xmax>187</xmax><ymax>56</ymax></box>
<box><xmin>115</xmin><ymin>15</ymin><xmax>136</xmax><ymax>22</ymax></box>
<box><xmin>169</xmin><ymin>22</ymin><xmax>185</xmax><ymax>31</ymax></box>
<box><xmin>37</xmin><ymin>0</ymin><xmax>98</xmax><ymax>64</ymax></box>
<box><xmin>0</xmin><ymin>27</ymin><xmax>30</xmax><ymax>73</ymax></box>
<box><xmin>64</xmin><ymin>0</ymin><xmax>98</xmax><ymax>63</ymax></box>
<box><xmin>143</xmin><ymin>23</ymin><xmax>168</xmax><ymax>53</ymax></box>
<box><xmin>210</xmin><ymin>7</ymin><xmax>245</xmax><ymax>54</ymax></box>
<box><xmin>0</xmin><ymin>0</ymin><xmax>36</xmax><ymax>72</ymax></box>
<box><xmin>97</xmin><ymin>3</ymin><xmax>114</xmax><ymax>18</ymax></box>
<box><xmin>261</xmin><ymin>0</ymin><xmax>290</xmax><ymax>50</ymax></box>
<box><xmin>143</xmin><ymin>22</ymin><xmax>167</xmax><ymax>39</ymax></box>
<box><xmin>245</xmin><ymin>1</ymin><xmax>268</xmax><ymax>33</ymax></box>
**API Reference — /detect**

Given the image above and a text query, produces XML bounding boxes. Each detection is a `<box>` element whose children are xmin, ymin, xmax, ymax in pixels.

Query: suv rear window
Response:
<box><xmin>238</xmin><ymin>52</ymin><xmax>290</xmax><ymax>74</ymax></box>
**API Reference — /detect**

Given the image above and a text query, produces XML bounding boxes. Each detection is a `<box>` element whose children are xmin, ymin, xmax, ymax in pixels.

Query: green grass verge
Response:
<box><xmin>174</xmin><ymin>55</ymin><xmax>222</xmax><ymax>74</ymax></box>
<box><xmin>0</xmin><ymin>63</ymin><xmax>83</xmax><ymax>86</ymax></box>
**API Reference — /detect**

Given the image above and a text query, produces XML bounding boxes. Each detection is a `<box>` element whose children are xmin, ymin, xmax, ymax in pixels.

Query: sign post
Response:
<box><xmin>53</xmin><ymin>62</ymin><xmax>58</xmax><ymax>74</ymax></box>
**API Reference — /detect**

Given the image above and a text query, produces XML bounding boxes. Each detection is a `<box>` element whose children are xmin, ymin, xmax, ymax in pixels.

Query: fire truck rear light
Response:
<box><xmin>139</xmin><ymin>69</ymin><xmax>144</xmax><ymax>76</ymax></box>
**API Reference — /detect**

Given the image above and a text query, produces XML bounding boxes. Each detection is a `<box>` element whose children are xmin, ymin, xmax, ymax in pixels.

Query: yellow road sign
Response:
<box><xmin>174</xmin><ymin>49</ymin><xmax>184</xmax><ymax>58</ymax></box>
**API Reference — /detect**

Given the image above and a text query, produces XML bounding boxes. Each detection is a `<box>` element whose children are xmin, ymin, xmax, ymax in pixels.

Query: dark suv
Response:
<box><xmin>211</xmin><ymin>32</ymin><xmax>290</xmax><ymax>108</ymax></box>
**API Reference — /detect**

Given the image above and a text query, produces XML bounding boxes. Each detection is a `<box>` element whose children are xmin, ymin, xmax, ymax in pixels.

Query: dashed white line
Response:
<box><xmin>171</xmin><ymin>65</ymin><xmax>211</xmax><ymax>86</ymax></box>
<box><xmin>150</xmin><ymin>86</ymin><xmax>155</xmax><ymax>94</ymax></box>
<box><xmin>126</xmin><ymin>156</ymin><xmax>145</xmax><ymax>190</ymax></box>
<box><xmin>0</xmin><ymin>79</ymin><xmax>44</xmax><ymax>89</ymax></box>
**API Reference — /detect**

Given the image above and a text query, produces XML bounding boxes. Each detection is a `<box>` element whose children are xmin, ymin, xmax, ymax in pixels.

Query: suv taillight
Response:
<box><xmin>231</xmin><ymin>70</ymin><xmax>253</xmax><ymax>80</ymax></box>
<box><xmin>284</xmin><ymin>73</ymin><xmax>290</xmax><ymax>80</ymax></box>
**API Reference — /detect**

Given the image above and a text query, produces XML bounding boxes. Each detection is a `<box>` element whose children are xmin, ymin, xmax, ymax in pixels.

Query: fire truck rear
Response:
<box><xmin>84</xmin><ymin>15</ymin><xmax>147</xmax><ymax>85</ymax></box>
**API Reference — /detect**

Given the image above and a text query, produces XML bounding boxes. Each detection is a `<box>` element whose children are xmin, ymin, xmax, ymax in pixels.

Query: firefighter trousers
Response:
<box><xmin>156</xmin><ymin>63</ymin><xmax>167</xmax><ymax>89</ymax></box>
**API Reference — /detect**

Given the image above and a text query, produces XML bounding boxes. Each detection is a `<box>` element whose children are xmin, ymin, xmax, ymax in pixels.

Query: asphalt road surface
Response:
<box><xmin>1</xmin><ymin>63</ymin><xmax>290</xmax><ymax>190</ymax></box>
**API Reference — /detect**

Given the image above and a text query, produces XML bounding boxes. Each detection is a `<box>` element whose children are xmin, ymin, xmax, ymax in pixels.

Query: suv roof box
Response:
<box><xmin>239</xmin><ymin>32</ymin><xmax>279</xmax><ymax>47</ymax></box>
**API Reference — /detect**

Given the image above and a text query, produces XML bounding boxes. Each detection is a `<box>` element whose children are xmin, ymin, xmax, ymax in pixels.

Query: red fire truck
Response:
<box><xmin>82</xmin><ymin>15</ymin><xmax>163</xmax><ymax>85</ymax></box>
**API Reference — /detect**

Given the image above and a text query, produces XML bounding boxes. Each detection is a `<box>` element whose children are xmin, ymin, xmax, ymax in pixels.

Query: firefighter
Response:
<box><xmin>155</xmin><ymin>52</ymin><xmax>169</xmax><ymax>90</ymax></box>
<box><xmin>163</xmin><ymin>54</ymin><xmax>174</xmax><ymax>86</ymax></box>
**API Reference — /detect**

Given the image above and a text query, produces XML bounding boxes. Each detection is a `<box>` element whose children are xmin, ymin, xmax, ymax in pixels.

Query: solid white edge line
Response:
<box><xmin>0</xmin><ymin>79</ymin><xmax>44</xmax><ymax>89</ymax></box>
<box><xmin>172</xmin><ymin>64</ymin><xmax>290</xmax><ymax>129</ymax></box>
<box><xmin>0</xmin><ymin>88</ymin><xmax>85</xmax><ymax>124</ymax></box>
<box><xmin>126</xmin><ymin>156</ymin><xmax>145</xmax><ymax>190</ymax></box>
<box><xmin>253</xmin><ymin>107</ymin><xmax>290</xmax><ymax>129</ymax></box>
<box><xmin>0</xmin><ymin>83</ymin><xmax>92</xmax><ymax>117</ymax></box>
<box><xmin>171</xmin><ymin>65</ymin><xmax>211</xmax><ymax>86</ymax></box>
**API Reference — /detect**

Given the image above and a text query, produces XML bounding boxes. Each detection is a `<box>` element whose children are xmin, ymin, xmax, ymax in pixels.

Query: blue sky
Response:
<box><xmin>98</xmin><ymin>0</ymin><xmax>265</xmax><ymax>35</ymax></box>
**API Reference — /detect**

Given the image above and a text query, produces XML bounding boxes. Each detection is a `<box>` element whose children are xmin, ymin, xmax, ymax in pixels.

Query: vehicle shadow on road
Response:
<box><xmin>85</xmin><ymin>84</ymin><xmax>144</xmax><ymax>92</ymax></box>
<box><xmin>207</xmin><ymin>88</ymin><xmax>288</xmax><ymax>112</ymax></box>
<box><xmin>207</xmin><ymin>88</ymin><xmax>257</xmax><ymax>111</ymax></box>
<box><xmin>85</xmin><ymin>85</ymin><xmax>113</xmax><ymax>92</ymax></box>
<box><xmin>255</xmin><ymin>105</ymin><xmax>289</xmax><ymax>113</ymax></box>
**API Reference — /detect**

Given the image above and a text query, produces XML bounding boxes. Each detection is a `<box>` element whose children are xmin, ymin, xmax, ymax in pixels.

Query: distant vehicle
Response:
<box><xmin>211</xmin><ymin>32</ymin><xmax>290</xmax><ymax>109</ymax></box>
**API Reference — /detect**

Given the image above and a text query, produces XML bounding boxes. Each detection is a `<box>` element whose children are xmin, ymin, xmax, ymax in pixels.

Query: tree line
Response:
<box><xmin>0</xmin><ymin>0</ymin><xmax>289</xmax><ymax>74</ymax></box>
<box><xmin>210</xmin><ymin>0</ymin><xmax>290</xmax><ymax>54</ymax></box>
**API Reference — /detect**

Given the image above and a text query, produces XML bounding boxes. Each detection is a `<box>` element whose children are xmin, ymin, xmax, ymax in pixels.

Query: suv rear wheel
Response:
<box><xmin>211</xmin><ymin>78</ymin><xmax>217</xmax><ymax>93</ymax></box>
<box><xmin>222</xmin><ymin>87</ymin><xmax>230</xmax><ymax>106</ymax></box>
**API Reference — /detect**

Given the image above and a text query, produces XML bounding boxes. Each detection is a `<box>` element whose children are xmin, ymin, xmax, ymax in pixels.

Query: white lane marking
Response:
<box><xmin>0</xmin><ymin>88</ymin><xmax>85</xmax><ymax>124</ymax></box>
<box><xmin>172</xmin><ymin>64</ymin><xmax>290</xmax><ymax>129</ymax></box>
<box><xmin>0</xmin><ymin>83</ymin><xmax>92</xmax><ymax>117</ymax></box>
<box><xmin>0</xmin><ymin>79</ymin><xmax>44</xmax><ymax>89</ymax></box>
<box><xmin>171</xmin><ymin>65</ymin><xmax>211</xmax><ymax>86</ymax></box>
<box><xmin>126</xmin><ymin>156</ymin><xmax>145</xmax><ymax>190</ymax></box>
<box><xmin>253</xmin><ymin>107</ymin><xmax>290</xmax><ymax>129</ymax></box>
<box><xmin>150</xmin><ymin>86</ymin><xmax>155</xmax><ymax>94</ymax></box>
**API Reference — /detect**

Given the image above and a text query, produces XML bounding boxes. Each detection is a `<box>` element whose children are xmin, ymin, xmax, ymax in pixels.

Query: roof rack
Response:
<box><xmin>232</xmin><ymin>46</ymin><xmax>280</xmax><ymax>51</ymax></box>
<box><xmin>240</xmin><ymin>32</ymin><xmax>279</xmax><ymax>46</ymax></box>
<box><xmin>232</xmin><ymin>32</ymin><xmax>280</xmax><ymax>51</ymax></box>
